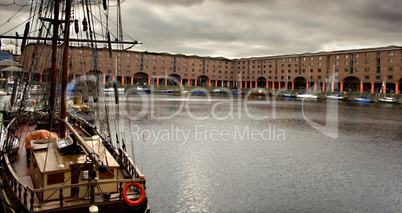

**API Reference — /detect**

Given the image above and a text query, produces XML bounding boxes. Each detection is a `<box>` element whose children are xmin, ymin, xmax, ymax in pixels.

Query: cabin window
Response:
<box><xmin>47</xmin><ymin>173</ymin><xmax>64</xmax><ymax>185</ymax></box>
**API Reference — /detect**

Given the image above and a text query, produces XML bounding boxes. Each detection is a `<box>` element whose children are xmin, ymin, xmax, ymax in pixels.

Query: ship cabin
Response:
<box><xmin>29</xmin><ymin>135</ymin><xmax>119</xmax><ymax>201</ymax></box>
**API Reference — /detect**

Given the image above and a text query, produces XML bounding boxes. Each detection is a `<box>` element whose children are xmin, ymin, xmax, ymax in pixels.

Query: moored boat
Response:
<box><xmin>212</xmin><ymin>89</ymin><xmax>224</xmax><ymax>94</ymax></box>
<box><xmin>250</xmin><ymin>89</ymin><xmax>271</xmax><ymax>96</ymax></box>
<box><xmin>296</xmin><ymin>92</ymin><xmax>318</xmax><ymax>99</ymax></box>
<box><xmin>127</xmin><ymin>86</ymin><xmax>150</xmax><ymax>94</ymax></box>
<box><xmin>379</xmin><ymin>97</ymin><xmax>397</xmax><ymax>103</ymax></box>
<box><xmin>326</xmin><ymin>93</ymin><xmax>347</xmax><ymax>100</ymax></box>
<box><xmin>191</xmin><ymin>89</ymin><xmax>206</xmax><ymax>94</ymax></box>
<box><xmin>155</xmin><ymin>89</ymin><xmax>172</xmax><ymax>94</ymax></box>
<box><xmin>231</xmin><ymin>89</ymin><xmax>241</xmax><ymax>95</ymax></box>
<box><xmin>354</xmin><ymin>96</ymin><xmax>372</xmax><ymax>103</ymax></box>
<box><xmin>104</xmin><ymin>87</ymin><xmax>125</xmax><ymax>93</ymax></box>
<box><xmin>282</xmin><ymin>93</ymin><xmax>296</xmax><ymax>98</ymax></box>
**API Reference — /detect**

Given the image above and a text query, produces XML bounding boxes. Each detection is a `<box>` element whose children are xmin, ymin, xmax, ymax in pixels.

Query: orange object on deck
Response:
<box><xmin>25</xmin><ymin>130</ymin><xmax>58</xmax><ymax>150</ymax></box>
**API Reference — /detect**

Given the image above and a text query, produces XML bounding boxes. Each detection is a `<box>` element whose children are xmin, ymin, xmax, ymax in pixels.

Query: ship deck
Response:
<box><xmin>6</xmin><ymin>122</ymin><xmax>143</xmax><ymax>212</ymax></box>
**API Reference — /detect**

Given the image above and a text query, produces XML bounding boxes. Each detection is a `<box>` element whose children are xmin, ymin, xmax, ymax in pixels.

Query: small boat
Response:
<box><xmin>379</xmin><ymin>97</ymin><xmax>397</xmax><ymax>103</ymax></box>
<box><xmin>231</xmin><ymin>89</ymin><xmax>241</xmax><ymax>95</ymax></box>
<box><xmin>0</xmin><ymin>90</ymin><xmax>7</xmax><ymax>96</ymax></box>
<box><xmin>191</xmin><ymin>89</ymin><xmax>205</xmax><ymax>94</ymax></box>
<box><xmin>282</xmin><ymin>93</ymin><xmax>296</xmax><ymax>98</ymax></box>
<box><xmin>156</xmin><ymin>89</ymin><xmax>172</xmax><ymax>94</ymax></box>
<box><xmin>354</xmin><ymin>96</ymin><xmax>372</xmax><ymax>103</ymax></box>
<box><xmin>326</xmin><ymin>93</ymin><xmax>347</xmax><ymax>100</ymax></box>
<box><xmin>128</xmin><ymin>86</ymin><xmax>150</xmax><ymax>93</ymax></box>
<box><xmin>212</xmin><ymin>89</ymin><xmax>224</xmax><ymax>94</ymax></box>
<box><xmin>251</xmin><ymin>89</ymin><xmax>271</xmax><ymax>96</ymax></box>
<box><xmin>104</xmin><ymin>87</ymin><xmax>125</xmax><ymax>93</ymax></box>
<box><xmin>296</xmin><ymin>92</ymin><xmax>318</xmax><ymax>99</ymax></box>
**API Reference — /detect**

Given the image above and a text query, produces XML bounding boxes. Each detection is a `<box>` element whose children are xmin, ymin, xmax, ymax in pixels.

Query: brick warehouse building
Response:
<box><xmin>16</xmin><ymin>44</ymin><xmax>402</xmax><ymax>94</ymax></box>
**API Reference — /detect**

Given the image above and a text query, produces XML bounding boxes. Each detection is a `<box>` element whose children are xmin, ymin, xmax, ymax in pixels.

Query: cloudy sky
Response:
<box><xmin>1</xmin><ymin>0</ymin><xmax>401</xmax><ymax>59</ymax></box>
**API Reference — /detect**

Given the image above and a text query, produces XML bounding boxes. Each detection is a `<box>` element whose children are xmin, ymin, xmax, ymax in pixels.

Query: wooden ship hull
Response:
<box><xmin>0</xmin><ymin>111</ymin><xmax>149</xmax><ymax>213</ymax></box>
<box><xmin>0</xmin><ymin>0</ymin><xmax>149</xmax><ymax>212</ymax></box>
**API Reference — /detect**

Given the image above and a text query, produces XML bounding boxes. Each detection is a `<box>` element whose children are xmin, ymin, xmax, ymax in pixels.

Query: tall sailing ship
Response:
<box><xmin>0</xmin><ymin>0</ymin><xmax>149</xmax><ymax>212</ymax></box>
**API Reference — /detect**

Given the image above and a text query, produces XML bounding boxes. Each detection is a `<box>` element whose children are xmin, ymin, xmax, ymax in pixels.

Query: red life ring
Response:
<box><xmin>122</xmin><ymin>182</ymin><xmax>146</xmax><ymax>206</ymax></box>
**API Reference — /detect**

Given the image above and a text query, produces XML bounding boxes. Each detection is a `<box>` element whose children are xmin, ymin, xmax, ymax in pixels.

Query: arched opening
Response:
<box><xmin>133</xmin><ymin>72</ymin><xmax>149</xmax><ymax>85</ymax></box>
<box><xmin>257</xmin><ymin>77</ymin><xmax>267</xmax><ymax>88</ymax></box>
<box><xmin>168</xmin><ymin>74</ymin><xmax>181</xmax><ymax>86</ymax></box>
<box><xmin>197</xmin><ymin>75</ymin><xmax>209</xmax><ymax>86</ymax></box>
<box><xmin>342</xmin><ymin>76</ymin><xmax>360</xmax><ymax>92</ymax></box>
<box><xmin>293</xmin><ymin>76</ymin><xmax>307</xmax><ymax>90</ymax></box>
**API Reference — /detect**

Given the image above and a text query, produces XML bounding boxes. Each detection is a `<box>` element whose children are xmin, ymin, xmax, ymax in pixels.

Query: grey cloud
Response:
<box><xmin>1</xmin><ymin>0</ymin><xmax>401</xmax><ymax>59</ymax></box>
<box><xmin>138</xmin><ymin>0</ymin><xmax>205</xmax><ymax>7</ymax></box>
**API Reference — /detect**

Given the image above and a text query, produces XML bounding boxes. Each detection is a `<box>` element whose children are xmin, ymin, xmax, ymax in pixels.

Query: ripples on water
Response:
<box><xmin>3</xmin><ymin>94</ymin><xmax>401</xmax><ymax>212</ymax></box>
<box><xmin>116</xmin><ymin>94</ymin><xmax>401</xmax><ymax>213</ymax></box>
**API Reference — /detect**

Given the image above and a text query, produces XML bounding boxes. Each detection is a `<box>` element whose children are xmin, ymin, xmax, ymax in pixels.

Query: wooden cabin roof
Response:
<box><xmin>32</xmin><ymin>137</ymin><xmax>119</xmax><ymax>174</ymax></box>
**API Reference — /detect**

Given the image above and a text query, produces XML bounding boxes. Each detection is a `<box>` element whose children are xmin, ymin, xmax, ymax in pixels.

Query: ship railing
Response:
<box><xmin>3</xmin><ymin>154</ymin><xmax>146</xmax><ymax>211</ymax></box>
<box><xmin>119</xmin><ymin>148</ymin><xmax>145</xmax><ymax>180</ymax></box>
<box><xmin>3</xmin><ymin>154</ymin><xmax>36</xmax><ymax>211</ymax></box>
<box><xmin>67</xmin><ymin>112</ymin><xmax>146</xmax><ymax>182</ymax></box>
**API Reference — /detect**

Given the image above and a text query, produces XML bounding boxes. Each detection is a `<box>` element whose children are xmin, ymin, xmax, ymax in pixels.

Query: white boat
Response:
<box><xmin>379</xmin><ymin>97</ymin><xmax>397</xmax><ymax>103</ymax></box>
<box><xmin>104</xmin><ymin>87</ymin><xmax>125</xmax><ymax>93</ymax></box>
<box><xmin>296</xmin><ymin>93</ymin><xmax>318</xmax><ymax>99</ymax></box>
<box><xmin>326</xmin><ymin>93</ymin><xmax>347</xmax><ymax>100</ymax></box>
<box><xmin>128</xmin><ymin>86</ymin><xmax>150</xmax><ymax>93</ymax></box>
<box><xmin>212</xmin><ymin>89</ymin><xmax>224</xmax><ymax>94</ymax></box>
<box><xmin>0</xmin><ymin>90</ymin><xmax>7</xmax><ymax>96</ymax></box>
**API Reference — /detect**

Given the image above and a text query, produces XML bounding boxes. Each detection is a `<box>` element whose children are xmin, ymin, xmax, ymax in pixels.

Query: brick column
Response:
<box><xmin>371</xmin><ymin>82</ymin><xmax>374</xmax><ymax>93</ymax></box>
<box><xmin>395</xmin><ymin>83</ymin><xmax>399</xmax><ymax>94</ymax></box>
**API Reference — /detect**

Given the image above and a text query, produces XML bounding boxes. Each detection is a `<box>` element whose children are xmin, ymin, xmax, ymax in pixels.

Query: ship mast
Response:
<box><xmin>49</xmin><ymin>0</ymin><xmax>61</xmax><ymax>124</ymax></box>
<box><xmin>60</xmin><ymin>0</ymin><xmax>73</xmax><ymax>138</ymax></box>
